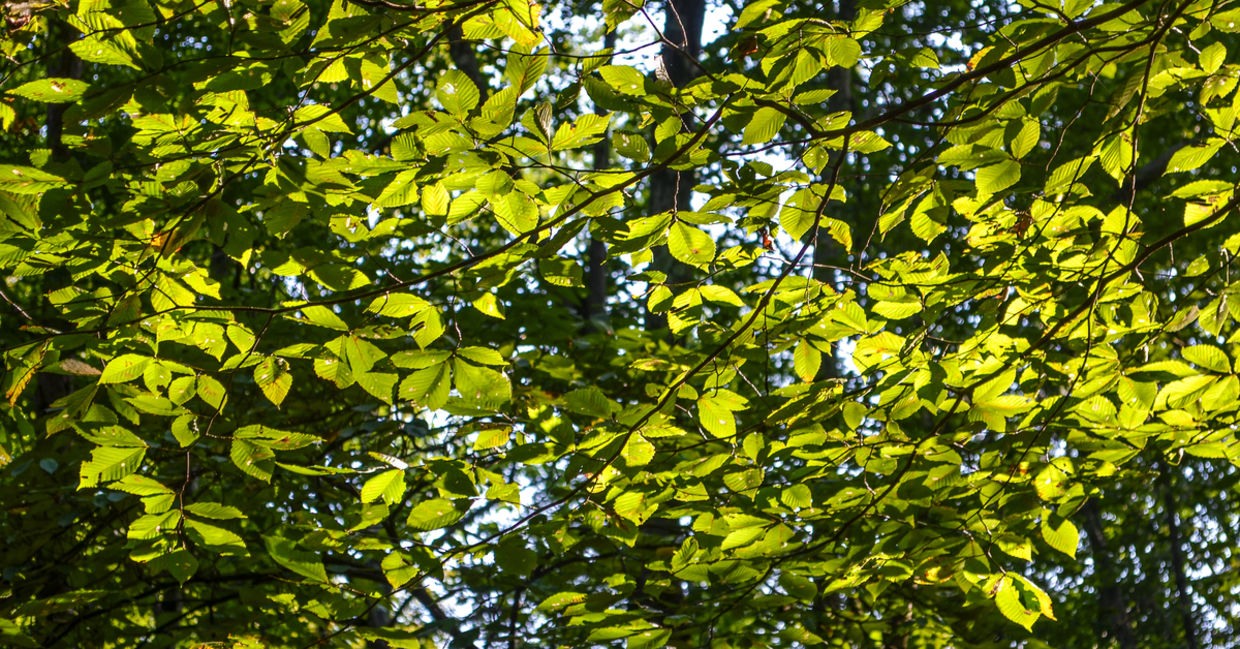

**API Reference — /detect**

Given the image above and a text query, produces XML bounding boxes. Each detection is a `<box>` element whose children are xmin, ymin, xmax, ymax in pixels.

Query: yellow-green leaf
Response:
<box><xmin>8</xmin><ymin>78</ymin><xmax>90</xmax><ymax>103</ymax></box>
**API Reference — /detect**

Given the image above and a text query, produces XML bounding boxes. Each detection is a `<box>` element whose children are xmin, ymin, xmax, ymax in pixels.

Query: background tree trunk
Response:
<box><xmin>1159</xmin><ymin>465</ymin><xmax>1200</xmax><ymax>649</ymax></box>
<box><xmin>1081</xmin><ymin>499</ymin><xmax>1137</xmax><ymax>649</ymax></box>
<box><xmin>585</xmin><ymin>31</ymin><xmax>617</xmax><ymax>329</ymax></box>
<box><xmin>645</xmin><ymin>0</ymin><xmax>705</xmax><ymax>333</ymax></box>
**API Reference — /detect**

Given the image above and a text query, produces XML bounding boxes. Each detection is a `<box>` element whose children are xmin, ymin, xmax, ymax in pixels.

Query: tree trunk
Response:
<box><xmin>1081</xmin><ymin>499</ymin><xmax>1136</xmax><ymax>649</ymax></box>
<box><xmin>46</xmin><ymin>18</ymin><xmax>82</xmax><ymax>162</ymax></box>
<box><xmin>448</xmin><ymin>25</ymin><xmax>487</xmax><ymax>103</ymax></box>
<box><xmin>645</xmin><ymin>0</ymin><xmax>705</xmax><ymax>333</ymax></box>
<box><xmin>32</xmin><ymin>10</ymin><xmax>80</xmax><ymax>418</ymax></box>
<box><xmin>811</xmin><ymin>0</ymin><xmax>853</xmax><ymax>380</ymax></box>
<box><xmin>1160</xmin><ymin>465</ymin><xmax>1200</xmax><ymax>649</ymax></box>
<box><xmin>812</xmin><ymin>0</ymin><xmax>854</xmax><ymax>286</ymax></box>
<box><xmin>585</xmin><ymin>32</ymin><xmax>616</xmax><ymax>329</ymax></box>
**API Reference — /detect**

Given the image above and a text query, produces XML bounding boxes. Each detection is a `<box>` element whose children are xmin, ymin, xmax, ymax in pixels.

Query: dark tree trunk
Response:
<box><xmin>812</xmin><ymin>0</ymin><xmax>854</xmax><ymax>285</ymax></box>
<box><xmin>1081</xmin><ymin>499</ymin><xmax>1137</xmax><ymax>649</ymax></box>
<box><xmin>1160</xmin><ymin>465</ymin><xmax>1200</xmax><ymax>649</ymax></box>
<box><xmin>633</xmin><ymin>4</ymin><xmax>705</xmax><ymax>637</ymax></box>
<box><xmin>45</xmin><ymin>18</ymin><xmax>82</xmax><ymax>162</ymax></box>
<box><xmin>585</xmin><ymin>32</ymin><xmax>617</xmax><ymax>329</ymax></box>
<box><xmin>32</xmin><ymin>14</ymin><xmax>81</xmax><ymax>417</ymax></box>
<box><xmin>811</xmin><ymin>0</ymin><xmax>853</xmax><ymax>380</ymax></box>
<box><xmin>448</xmin><ymin>25</ymin><xmax>488</xmax><ymax>103</ymax></box>
<box><xmin>645</xmin><ymin>0</ymin><xmax>705</xmax><ymax>333</ymax></box>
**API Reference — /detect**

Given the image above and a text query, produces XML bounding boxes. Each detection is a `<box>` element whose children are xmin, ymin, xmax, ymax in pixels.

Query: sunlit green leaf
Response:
<box><xmin>7</xmin><ymin>78</ymin><xmax>90</xmax><ymax>103</ymax></box>
<box><xmin>668</xmin><ymin>222</ymin><xmax>716</xmax><ymax>267</ymax></box>
<box><xmin>743</xmin><ymin>106</ymin><xmax>787</xmax><ymax>145</ymax></box>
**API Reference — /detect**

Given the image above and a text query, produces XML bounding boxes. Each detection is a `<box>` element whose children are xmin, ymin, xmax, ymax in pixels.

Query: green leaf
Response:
<box><xmin>196</xmin><ymin>375</ymin><xmax>227</xmax><ymax>410</ymax></box>
<box><xmin>254</xmin><ymin>358</ymin><xmax>293</xmax><ymax>407</ymax></box>
<box><xmin>185</xmin><ymin>518</ymin><xmax>246</xmax><ymax>554</ymax></box>
<box><xmin>153</xmin><ymin>549</ymin><xmax>199</xmax><ymax>584</ymax></box>
<box><xmin>779</xmin><ymin>572</ymin><xmax>817</xmax><ymax>600</ymax></box>
<box><xmin>380</xmin><ymin>552</ymin><xmax>420</xmax><ymax>588</ymax></box>
<box><xmin>627</xmin><ymin>628</ymin><xmax>671</xmax><ymax>649</ymax></box>
<box><xmin>1171</xmin><ymin>180</ymin><xmax>1234</xmax><ymax>199</ymax></box>
<box><xmin>436</xmin><ymin>70</ymin><xmax>480</xmax><ymax>115</ymax></box>
<box><xmin>235</xmin><ymin>425</ymin><xmax>319</xmax><ymax>450</ymax></box>
<box><xmin>1009</xmin><ymin>120</ymin><xmax>1040</xmax><ymax>159</ymax></box>
<box><xmin>668</xmin><ymin>222</ymin><xmax>716</xmax><ymax>267</ymax></box>
<box><xmin>722</xmin><ymin>525</ymin><xmax>764</xmax><ymax>550</ymax></box>
<box><xmin>1044</xmin><ymin>156</ymin><xmax>1095</xmax><ymax>194</ymax></box>
<box><xmin>699</xmin><ymin>285</ymin><xmax>744</xmax><ymax>307</ymax></box>
<box><xmin>473</xmin><ymin>293</ymin><xmax>505</xmax><ymax>319</ymax></box>
<box><xmin>872</xmin><ymin>300</ymin><xmax>922</xmax><ymax>320</ymax></box>
<box><xmin>294</xmin><ymin>104</ymin><xmax>352</xmax><ymax>133</ymax></box>
<box><xmin>453</xmin><ymin>360</ymin><xmax>511</xmax><ymax>409</ymax></box>
<box><xmin>495</xmin><ymin>537</ymin><xmax>538</xmax><ymax>576</ymax></box>
<box><xmin>506</xmin><ymin>47</ymin><xmax>548</xmax><ymax>93</ymax></box>
<box><xmin>399</xmin><ymin>363</ymin><xmax>451</xmax><ymax>409</ymax></box>
<box><xmin>355</xmin><ymin>371</ymin><xmax>397</xmax><ymax>403</ymax></box>
<box><xmin>793</xmin><ymin>340</ymin><xmax>821</xmax><ymax>382</ymax></box>
<box><xmin>993</xmin><ymin>576</ymin><xmax>1040</xmax><ymax>631</ymax></box>
<box><xmin>99</xmin><ymin>355</ymin><xmax>151</xmax><ymax>384</ymax></box>
<box><xmin>975</xmin><ymin>159</ymin><xmax>1021</xmax><ymax>195</ymax></box>
<box><xmin>1034</xmin><ymin>457</ymin><xmax>1074</xmax><ymax>501</ymax></box>
<box><xmin>598</xmin><ymin>65</ymin><xmax>645</xmax><ymax>95</ymax></box>
<box><xmin>171</xmin><ymin>414</ymin><xmax>199</xmax><ymax>447</ymax></box>
<box><xmin>111</xmin><ymin>474</ymin><xmax>172</xmax><ymax>496</ymax></box>
<box><xmin>407</xmin><ymin>498</ymin><xmax>467</xmax><ymax>531</ymax></box>
<box><xmin>421</xmin><ymin>183</ymin><xmax>450</xmax><ymax>216</ymax></box>
<box><xmin>537</xmin><ymin>591</ymin><xmax>587</xmax><ymax>613</ymax></box>
<box><xmin>7</xmin><ymin>78</ymin><xmax>90</xmax><ymax>103</ymax></box>
<box><xmin>367</xmin><ymin>294</ymin><xmax>431</xmax><ymax>318</ymax></box>
<box><xmin>185</xmin><ymin>502</ymin><xmax>246</xmax><ymax>520</ymax></box>
<box><xmin>70</xmin><ymin>37</ymin><xmax>139</xmax><ymax>68</ymax></box>
<box><xmin>1199</xmin><ymin>42</ymin><xmax>1226</xmax><ymax>73</ymax></box>
<box><xmin>780</xmin><ymin>484</ymin><xmax>813</xmax><ymax>509</ymax></box>
<box><xmin>742</xmin><ymin>106</ymin><xmax>787</xmax><ymax>145</ymax></box>
<box><xmin>457</xmin><ymin>346</ymin><xmax>507</xmax><ymax>366</ymax></box>
<box><xmin>266</xmin><ymin>536</ymin><xmax>327</xmax><ymax>581</ymax></box>
<box><xmin>1098</xmin><ymin>133</ymin><xmax>1133</xmax><ymax>182</ymax></box>
<box><xmin>314</xmin><ymin>353</ymin><xmax>354</xmax><ymax>388</ymax></box>
<box><xmin>310</xmin><ymin>264</ymin><xmax>368</xmax><ymax>291</ymax></box>
<box><xmin>564</xmin><ymin>386</ymin><xmax>616</xmax><ymax>418</ymax></box>
<box><xmin>374</xmin><ymin>170</ymin><xmax>419</xmax><ymax>208</ymax></box>
<box><xmin>1184</xmin><ymin>200</ymin><xmax>1220</xmax><ymax>227</ymax></box>
<box><xmin>361</xmin><ymin>468</ymin><xmax>407</xmax><ymax>505</ymax></box>
<box><xmin>79</xmin><ymin>446</ymin><xmax>146</xmax><ymax>489</ymax></box>
<box><xmin>1040</xmin><ymin>510</ymin><xmax>1079</xmax><ymax>558</ymax></box>
<box><xmin>230</xmin><ymin>439</ymin><xmax>274</xmax><ymax>482</ymax></box>
<box><xmin>997</xmin><ymin>534</ymin><xmax>1033</xmax><ymax>562</ymax></box>
<box><xmin>613</xmin><ymin>131</ymin><xmax>651</xmax><ymax>161</ymax></box>
<box><xmin>698</xmin><ymin>391</ymin><xmax>747</xmax><ymax>438</ymax></box>
<box><xmin>821</xmin><ymin>35</ymin><xmax>861</xmax><ymax>67</ymax></box>
<box><xmin>299</xmin><ymin>305</ymin><xmax>349</xmax><ymax>330</ymax></box>
<box><xmin>1166</xmin><ymin>140</ymin><xmax>1223</xmax><ymax>174</ymax></box>
<box><xmin>473</xmin><ymin>426</ymin><xmax>511</xmax><ymax>450</ymax></box>
<box><xmin>0</xmin><ymin>165</ymin><xmax>67</xmax><ymax>193</ymax></box>
<box><xmin>0</xmin><ymin>619</ymin><xmax>38</xmax><ymax>647</ymax></box>
<box><xmin>128</xmin><ymin>511</ymin><xmax>179</xmax><ymax>540</ymax></box>
<box><xmin>1182</xmin><ymin>344</ymin><xmax>1231</xmax><ymax>373</ymax></box>
<box><xmin>779</xmin><ymin>188</ymin><xmax>820</xmax><ymax>240</ymax></box>
<box><xmin>621</xmin><ymin>435</ymin><xmax>655</xmax><ymax>467</ymax></box>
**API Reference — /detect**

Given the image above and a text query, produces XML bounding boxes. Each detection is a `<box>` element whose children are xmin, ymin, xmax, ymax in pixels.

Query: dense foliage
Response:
<box><xmin>2</xmin><ymin>0</ymin><xmax>1239</xmax><ymax>646</ymax></box>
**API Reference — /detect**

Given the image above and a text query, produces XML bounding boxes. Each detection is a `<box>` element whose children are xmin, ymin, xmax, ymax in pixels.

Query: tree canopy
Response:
<box><xmin>2</xmin><ymin>0</ymin><xmax>1239</xmax><ymax>646</ymax></box>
